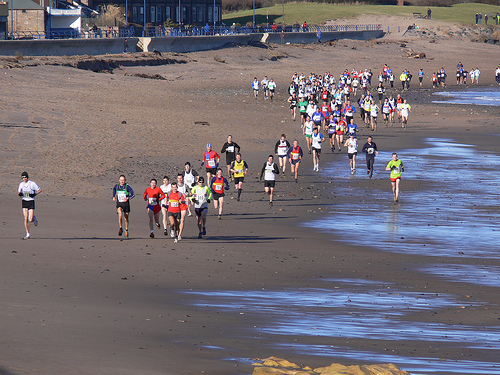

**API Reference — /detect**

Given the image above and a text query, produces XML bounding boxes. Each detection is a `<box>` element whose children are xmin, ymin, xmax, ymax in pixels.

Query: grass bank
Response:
<box><xmin>222</xmin><ymin>2</ymin><xmax>500</xmax><ymax>26</ymax></box>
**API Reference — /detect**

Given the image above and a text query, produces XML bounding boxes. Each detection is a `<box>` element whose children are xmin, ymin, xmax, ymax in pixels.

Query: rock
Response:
<box><xmin>252</xmin><ymin>357</ymin><xmax>410</xmax><ymax>375</ymax></box>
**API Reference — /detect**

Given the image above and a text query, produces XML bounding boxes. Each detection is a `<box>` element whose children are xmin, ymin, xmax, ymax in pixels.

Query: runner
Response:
<box><xmin>260</xmin><ymin>155</ymin><xmax>280</xmax><ymax>206</ymax></box>
<box><xmin>230</xmin><ymin>153</ymin><xmax>249</xmax><ymax>202</ymax></box>
<box><xmin>335</xmin><ymin>115</ymin><xmax>346</xmax><ymax>153</ymax></box>
<box><xmin>220</xmin><ymin>135</ymin><xmax>241</xmax><ymax>181</ymax></box>
<box><xmin>287</xmin><ymin>139</ymin><xmax>304</xmax><ymax>183</ymax></box>
<box><xmin>17</xmin><ymin>171</ymin><xmax>42</xmax><ymax>240</ymax></box>
<box><xmin>202</xmin><ymin>143</ymin><xmax>220</xmax><ymax>183</ymax></box>
<box><xmin>400</xmin><ymin>99</ymin><xmax>412</xmax><ymax>129</ymax></box>
<box><xmin>370</xmin><ymin>101</ymin><xmax>379</xmax><ymax>131</ymax></box>
<box><xmin>274</xmin><ymin>134</ymin><xmax>291</xmax><ymax>174</ymax></box>
<box><xmin>303</xmin><ymin>115</ymin><xmax>314</xmax><ymax>154</ymax></box>
<box><xmin>176</xmin><ymin>173</ymin><xmax>189</xmax><ymax>237</ymax></box>
<box><xmin>287</xmin><ymin>93</ymin><xmax>298</xmax><ymax>121</ymax></box>
<box><xmin>311</xmin><ymin>107</ymin><xmax>324</xmax><ymax>129</ymax></box>
<box><xmin>341</xmin><ymin>99</ymin><xmax>357</xmax><ymax>125</ymax></box>
<box><xmin>311</xmin><ymin>126</ymin><xmax>325</xmax><ymax>172</ymax></box>
<box><xmin>183</xmin><ymin>162</ymin><xmax>199</xmax><ymax>217</ymax></box>
<box><xmin>190</xmin><ymin>177</ymin><xmax>212</xmax><ymax>238</ymax></box>
<box><xmin>268</xmin><ymin>78</ymin><xmax>277</xmax><ymax>101</ymax></box>
<box><xmin>166</xmin><ymin>181</ymin><xmax>185</xmax><ymax>243</ymax></box>
<box><xmin>385</xmin><ymin>153</ymin><xmax>404</xmax><ymax>203</ymax></box>
<box><xmin>346</xmin><ymin>118</ymin><xmax>359</xmax><ymax>138</ymax></box>
<box><xmin>261</xmin><ymin>75</ymin><xmax>269</xmax><ymax>100</ymax></box>
<box><xmin>160</xmin><ymin>175</ymin><xmax>171</xmax><ymax>236</ymax></box>
<box><xmin>344</xmin><ymin>134</ymin><xmax>358</xmax><ymax>174</ymax></box>
<box><xmin>112</xmin><ymin>174</ymin><xmax>135</xmax><ymax>238</ymax></box>
<box><xmin>252</xmin><ymin>77</ymin><xmax>260</xmax><ymax>99</ymax></box>
<box><xmin>381</xmin><ymin>97</ymin><xmax>393</xmax><ymax>127</ymax></box>
<box><xmin>362</xmin><ymin>136</ymin><xmax>379</xmax><ymax>179</ymax></box>
<box><xmin>143</xmin><ymin>178</ymin><xmax>165</xmax><ymax>238</ymax></box>
<box><xmin>298</xmin><ymin>96</ymin><xmax>309</xmax><ymax>124</ymax></box>
<box><xmin>326</xmin><ymin>114</ymin><xmax>337</xmax><ymax>152</ymax></box>
<box><xmin>210</xmin><ymin>168</ymin><xmax>230</xmax><ymax>219</ymax></box>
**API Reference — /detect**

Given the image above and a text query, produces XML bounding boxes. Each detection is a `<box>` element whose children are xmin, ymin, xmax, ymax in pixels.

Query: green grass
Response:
<box><xmin>222</xmin><ymin>2</ymin><xmax>500</xmax><ymax>26</ymax></box>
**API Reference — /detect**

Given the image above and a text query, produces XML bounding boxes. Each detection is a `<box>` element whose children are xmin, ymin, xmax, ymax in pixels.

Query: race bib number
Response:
<box><xmin>207</xmin><ymin>159</ymin><xmax>215</xmax><ymax>168</ymax></box>
<box><xmin>22</xmin><ymin>190</ymin><xmax>31</xmax><ymax>198</ymax></box>
<box><xmin>235</xmin><ymin>169</ymin><xmax>243</xmax><ymax>174</ymax></box>
<box><xmin>214</xmin><ymin>183</ymin><xmax>223</xmax><ymax>191</ymax></box>
<box><xmin>117</xmin><ymin>193</ymin><xmax>127</xmax><ymax>202</ymax></box>
<box><xmin>367</xmin><ymin>147</ymin><xmax>374</xmax><ymax>154</ymax></box>
<box><xmin>148</xmin><ymin>197</ymin><xmax>158</xmax><ymax>205</ymax></box>
<box><xmin>227</xmin><ymin>146</ymin><xmax>234</xmax><ymax>153</ymax></box>
<box><xmin>393</xmin><ymin>166</ymin><xmax>401</xmax><ymax>174</ymax></box>
<box><xmin>170</xmin><ymin>201</ymin><xmax>179</xmax><ymax>208</ymax></box>
<box><xmin>292</xmin><ymin>153</ymin><xmax>299</xmax><ymax>160</ymax></box>
<box><xmin>278</xmin><ymin>147</ymin><xmax>287</xmax><ymax>155</ymax></box>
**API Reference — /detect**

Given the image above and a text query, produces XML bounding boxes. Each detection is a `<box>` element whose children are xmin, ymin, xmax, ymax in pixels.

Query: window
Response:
<box><xmin>157</xmin><ymin>6</ymin><xmax>162</xmax><ymax>24</ymax></box>
<box><xmin>192</xmin><ymin>6</ymin><xmax>197</xmax><ymax>24</ymax></box>
<box><xmin>132</xmin><ymin>6</ymin><xmax>138</xmax><ymax>23</ymax></box>
<box><xmin>139</xmin><ymin>6</ymin><xmax>144</xmax><ymax>24</ymax></box>
<box><xmin>165</xmin><ymin>6</ymin><xmax>170</xmax><ymax>21</ymax></box>
<box><xmin>214</xmin><ymin>6</ymin><xmax>219</xmax><ymax>23</ymax></box>
<box><xmin>151</xmin><ymin>6</ymin><xmax>155</xmax><ymax>23</ymax></box>
<box><xmin>208</xmin><ymin>6</ymin><xmax>212</xmax><ymax>22</ymax></box>
<box><xmin>198</xmin><ymin>6</ymin><xmax>203</xmax><ymax>22</ymax></box>
<box><xmin>182</xmin><ymin>6</ymin><xmax>187</xmax><ymax>23</ymax></box>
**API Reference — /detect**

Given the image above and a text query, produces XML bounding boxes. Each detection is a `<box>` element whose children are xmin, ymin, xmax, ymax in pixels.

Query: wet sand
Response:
<box><xmin>1</xmin><ymin>20</ymin><xmax>500</xmax><ymax>375</ymax></box>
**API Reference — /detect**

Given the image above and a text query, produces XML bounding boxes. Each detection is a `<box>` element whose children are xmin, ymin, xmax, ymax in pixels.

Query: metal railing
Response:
<box><xmin>6</xmin><ymin>24</ymin><xmax>381</xmax><ymax>40</ymax></box>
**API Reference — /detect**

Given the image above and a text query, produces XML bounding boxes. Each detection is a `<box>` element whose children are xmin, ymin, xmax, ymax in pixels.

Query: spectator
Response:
<box><xmin>427</xmin><ymin>8</ymin><xmax>431</xmax><ymax>19</ymax></box>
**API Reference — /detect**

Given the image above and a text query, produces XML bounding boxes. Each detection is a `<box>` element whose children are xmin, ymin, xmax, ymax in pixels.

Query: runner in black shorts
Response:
<box><xmin>220</xmin><ymin>135</ymin><xmax>240</xmax><ymax>181</ymax></box>
<box><xmin>112</xmin><ymin>174</ymin><xmax>135</xmax><ymax>237</ymax></box>
<box><xmin>17</xmin><ymin>171</ymin><xmax>42</xmax><ymax>240</ymax></box>
<box><xmin>260</xmin><ymin>155</ymin><xmax>279</xmax><ymax>206</ymax></box>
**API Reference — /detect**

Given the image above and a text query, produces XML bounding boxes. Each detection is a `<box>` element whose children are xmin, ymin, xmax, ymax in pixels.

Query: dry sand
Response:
<box><xmin>0</xmin><ymin>16</ymin><xmax>499</xmax><ymax>375</ymax></box>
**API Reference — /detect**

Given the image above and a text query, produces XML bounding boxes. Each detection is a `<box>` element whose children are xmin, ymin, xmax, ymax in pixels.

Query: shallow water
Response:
<box><xmin>304</xmin><ymin>138</ymin><xmax>500</xmax><ymax>261</ymax></box>
<box><xmin>432</xmin><ymin>87</ymin><xmax>500</xmax><ymax>106</ymax></box>
<box><xmin>182</xmin><ymin>278</ymin><xmax>500</xmax><ymax>374</ymax></box>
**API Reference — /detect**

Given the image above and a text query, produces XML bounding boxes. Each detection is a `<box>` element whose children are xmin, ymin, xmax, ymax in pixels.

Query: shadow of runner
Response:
<box><xmin>203</xmin><ymin>235</ymin><xmax>288</xmax><ymax>244</ymax></box>
<box><xmin>0</xmin><ymin>366</ymin><xmax>21</xmax><ymax>375</ymax></box>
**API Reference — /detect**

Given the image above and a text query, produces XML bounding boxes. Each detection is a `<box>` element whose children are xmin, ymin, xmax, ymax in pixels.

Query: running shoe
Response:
<box><xmin>174</xmin><ymin>238</ymin><xmax>178</xmax><ymax>243</ymax></box>
<box><xmin>155</xmin><ymin>222</ymin><xmax>160</xmax><ymax>228</ymax></box>
<box><xmin>218</xmin><ymin>214</ymin><xmax>221</xmax><ymax>220</ymax></box>
<box><xmin>269</xmin><ymin>202</ymin><xmax>273</xmax><ymax>206</ymax></box>
<box><xmin>150</xmin><ymin>232</ymin><xmax>154</xmax><ymax>238</ymax></box>
<box><xmin>177</xmin><ymin>235</ymin><xmax>182</xmax><ymax>241</ymax></box>
<box><xmin>125</xmin><ymin>230</ymin><xmax>129</xmax><ymax>238</ymax></box>
<box><xmin>202</xmin><ymin>227</ymin><xmax>206</xmax><ymax>235</ymax></box>
<box><xmin>164</xmin><ymin>229</ymin><xmax>168</xmax><ymax>236</ymax></box>
<box><xmin>23</xmin><ymin>234</ymin><xmax>30</xmax><ymax>240</ymax></box>
<box><xmin>118</xmin><ymin>228</ymin><xmax>123</xmax><ymax>236</ymax></box>
<box><xmin>367</xmin><ymin>170</ymin><xmax>370</xmax><ymax>175</ymax></box>
<box><xmin>188</xmin><ymin>212</ymin><xmax>192</xmax><ymax>217</ymax></box>
<box><xmin>170</xmin><ymin>229</ymin><xmax>175</xmax><ymax>238</ymax></box>
<box><xmin>198</xmin><ymin>233</ymin><xmax>202</xmax><ymax>239</ymax></box>
<box><xmin>236</xmin><ymin>197</ymin><xmax>240</xmax><ymax>202</ymax></box>
<box><xmin>295</xmin><ymin>179</ymin><xmax>298</xmax><ymax>183</ymax></box>
<box><xmin>33</xmin><ymin>216</ymin><xmax>38</xmax><ymax>226</ymax></box>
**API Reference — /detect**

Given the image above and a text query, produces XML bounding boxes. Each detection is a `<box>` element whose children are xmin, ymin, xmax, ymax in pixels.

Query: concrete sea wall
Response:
<box><xmin>0</xmin><ymin>30</ymin><xmax>384</xmax><ymax>56</ymax></box>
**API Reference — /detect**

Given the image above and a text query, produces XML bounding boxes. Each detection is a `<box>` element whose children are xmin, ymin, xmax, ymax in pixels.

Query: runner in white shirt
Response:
<box><xmin>17</xmin><ymin>171</ymin><xmax>42</xmax><ymax>240</ymax></box>
<box><xmin>400</xmin><ymin>99</ymin><xmax>412</xmax><ymax>129</ymax></box>
<box><xmin>344</xmin><ymin>135</ymin><xmax>358</xmax><ymax>174</ymax></box>
<box><xmin>182</xmin><ymin>162</ymin><xmax>199</xmax><ymax>217</ymax></box>
<box><xmin>370</xmin><ymin>102</ymin><xmax>379</xmax><ymax>132</ymax></box>
<box><xmin>261</xmin><ymin>75</ymin><xmax>269</xmax><ymax>99</ymax></box>
<box><xmin>260</xmin><ymin>155</ymin><xmax>280</xmax><ymax>206</ymax></box>
<box><xmin>268</xmin><ymin>78</ymin><xmax>277</xmax><ymax>101</ymax></box>
<box><xmin>160</xmin><ymin>176</ymin><xmax>172</xmax><ymax>236</ymax></box>
<box><xmin>311</xmin><ymin>127</ymin><xmax>325</xmax><ymax>172</ymax></box>
<box><xmin>274</xmin><ymin>134</ymin><xmax>291</xmax><ymax>174</ymax></box>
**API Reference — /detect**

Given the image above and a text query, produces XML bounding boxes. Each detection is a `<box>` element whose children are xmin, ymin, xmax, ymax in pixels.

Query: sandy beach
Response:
<box><xmin>1</xmin><ymin>16</ymin><xmax>499</xmax><ymax>375</ymax></box>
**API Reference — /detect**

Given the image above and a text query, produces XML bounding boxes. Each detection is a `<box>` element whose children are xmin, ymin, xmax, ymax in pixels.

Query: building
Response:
<box><xmin>89</xmin><ymin>0</ymin><xmax>221</xmax><ymax>27</ymax></box>
<box><xmin>8</xmin><ymin>0</ymin><xmax>45</xmax><ymax>34</ymax></box>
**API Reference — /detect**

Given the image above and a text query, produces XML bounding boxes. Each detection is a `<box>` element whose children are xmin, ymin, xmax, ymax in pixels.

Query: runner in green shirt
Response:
<box><xmin>385</xmin><ymin>153</ymin><xmax>404</xmax><ymax>202</ymax></box>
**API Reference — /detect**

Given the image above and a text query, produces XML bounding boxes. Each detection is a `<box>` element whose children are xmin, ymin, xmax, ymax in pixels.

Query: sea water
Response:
<box><xmin>432</xmin><ymin>86</ymin><xmax>500</xmax><ymax>106</ymax></box>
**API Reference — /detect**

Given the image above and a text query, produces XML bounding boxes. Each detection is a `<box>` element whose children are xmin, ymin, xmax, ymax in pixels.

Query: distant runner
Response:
<box><xmin>18</xmin><ymin>171</ymin><xmax>41</xmax><ymax>240</ymax></box>
<box><xmin>230</xmin><ymin>153</ymin><xmax>249</xmax><ymax>202</ymax></box>
<box><xmin>274</xmin><ymin>134</ymin><xmax>291</xmax><ymax>175</ymax></box>
<box><xmin>220</xmin><ymin>135</ymin><xmax>241</xmax><ymax>181</ymax></box>
<box><xmin>344</xmin><ymin>134</ymin><xmax>358</xmax><ymax>174</ymax></box>
<box><xmin>210</xmin><ymin>168</ymin><xmax>230</xmax><ymax>219</ymax></box>
<box><xmin>260</xmin><ymin>155</ymin><xmax>280</xmax><ymax>206</ymax></box>
<box><xmin>362</xmin><ymin>136</ymin><xmax>379</xmax><ymax>179</ymax></box>
<box><xmin>202</xmin><ymin>143</ymin><xmax>220</xmax><ymax>183</ymax></box>
<box><xmin>311</xmin><ymin>126</ymin><xmax>325</xmax><ymax>172</ymax></box>
<box><xmin>166</xmin><ymin>182</ymin><xmax>185</xmax><ymax>243</ymax></box>
<box><xmin>287</xmin><ymin>139</ymin><xmax>304</xmax><ymax>183</ymax></box>
<box><xmin>160</xmin><ymin>175</ymin><xmax>171</xmax><ymax>236</ymax></box>
<box><xmin>190</xmin><ymin>176</ymin><xmax>212</xmax><ymax>239</ymax></box>
<box><xmin>112</xmin><ymin>174</ymin><xmax>135</xmax><ymax>237</ymax></box>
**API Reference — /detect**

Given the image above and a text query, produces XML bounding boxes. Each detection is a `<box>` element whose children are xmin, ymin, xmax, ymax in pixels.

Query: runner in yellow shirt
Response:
<box><xmin>385</xmin><ymin>153</ymin><xmax>404</xmax><ymax>203</ymax></box>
